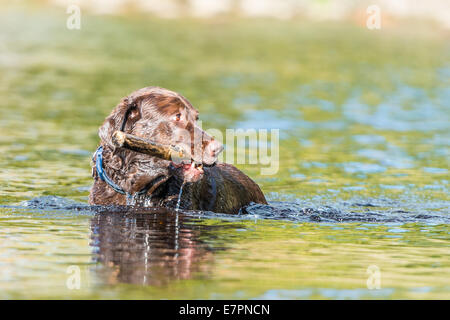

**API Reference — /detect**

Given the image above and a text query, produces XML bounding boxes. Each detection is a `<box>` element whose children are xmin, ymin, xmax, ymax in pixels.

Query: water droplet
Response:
<box><xmin>175</xmin><ymin>182</ymin><xmax>185</xmax><ymax>211</ymax></box>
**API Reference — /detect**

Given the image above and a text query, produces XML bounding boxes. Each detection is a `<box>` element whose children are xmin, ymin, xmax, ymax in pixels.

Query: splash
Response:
<box><xmin>10</xmin><ymin>195</ymin><xmax>450</xmax><ymax>224</ymax></box>
<box><xmin>126</xmin><ymin>193</ymin><xmax>153</xmax><ymax>207</ymax></box>
<box><xmin>144</xmin><ymin>196</ymin><xmax>152</xmax><ymax>207</ymax></box>
<box><xmin>126</xmin><ymin>193</ymin><xmax>137</xmax><ymax>206</ymax></box>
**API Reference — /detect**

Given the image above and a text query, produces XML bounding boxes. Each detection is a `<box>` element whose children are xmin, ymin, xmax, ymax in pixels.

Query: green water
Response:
<box><xmin>0</xmin><ymin>4</ymin><xmax>449</xmax><ymax>299</ymax></box>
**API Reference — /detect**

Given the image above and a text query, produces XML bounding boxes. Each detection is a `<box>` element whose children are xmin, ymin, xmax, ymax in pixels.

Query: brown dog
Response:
<box><xmin>89</xmin><ymin>86</ymin><xmax>267</xmax><ymax>214</ymax></box>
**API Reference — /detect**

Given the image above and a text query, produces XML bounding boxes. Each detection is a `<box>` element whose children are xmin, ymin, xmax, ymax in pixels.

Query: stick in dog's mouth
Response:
<box><xmin>112</xmin><ymin>131</ymin><xmax>208</xmax><ymax>179</ymax></box>
<box><xmin>112</xmin><ymin>131</ymin><xmax>190</xmax><ymax>163</ymax></box>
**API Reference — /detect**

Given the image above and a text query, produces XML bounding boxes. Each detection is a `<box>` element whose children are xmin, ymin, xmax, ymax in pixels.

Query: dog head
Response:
<box><xmin>98</xmin><ymin>86</ymin><xmax>223</xmax><ymax>194</ymax></box>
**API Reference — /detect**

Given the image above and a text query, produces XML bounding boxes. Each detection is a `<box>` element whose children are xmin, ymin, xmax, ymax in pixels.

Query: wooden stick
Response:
<box><xmin>112</xmin><ymin>131</ymin><xmax>189</xmax><ymax>161</ymax></box>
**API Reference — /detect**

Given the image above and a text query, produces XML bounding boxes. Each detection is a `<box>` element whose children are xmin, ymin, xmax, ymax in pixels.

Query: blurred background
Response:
<box><xmin>50</xmin><ymin>0</ymin><xmax>450</xmax><ymax>28</ymax></box>
<box><xmin>0</xmin><ymin>0</ymin><xmax>449</xmax><ymax>299</ymax></box>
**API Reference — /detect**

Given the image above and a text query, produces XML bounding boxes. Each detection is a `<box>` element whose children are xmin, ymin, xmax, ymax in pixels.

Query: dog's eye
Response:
<box><xmin>175</xmin><ymin>113</ymin><xmax>181</xmax><ymax>121</ymax></box>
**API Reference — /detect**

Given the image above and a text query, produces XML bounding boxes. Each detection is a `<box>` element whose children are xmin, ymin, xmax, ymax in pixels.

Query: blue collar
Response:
<box><xmin>93</xmin><ymin>146</ymin><xmax>150</xmax><ymax>197</ymax></box>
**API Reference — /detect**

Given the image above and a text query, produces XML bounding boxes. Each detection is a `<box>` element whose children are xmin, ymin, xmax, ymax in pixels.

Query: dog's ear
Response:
<box><xmin>99</xmin><ymin>97</ymin><xmax>141</xmax><ymax>148</ymax></box>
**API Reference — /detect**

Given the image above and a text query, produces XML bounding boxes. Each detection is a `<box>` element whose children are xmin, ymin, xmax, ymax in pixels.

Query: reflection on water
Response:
<box><xmin>90</xmin><ymin>210</ymin><xmax>216</xmax><ymax>286</ymax></box>
<box><xmin>1</xmin><ymin>198</ymin><xmax>449</xmax><ymax>299</ymax></box>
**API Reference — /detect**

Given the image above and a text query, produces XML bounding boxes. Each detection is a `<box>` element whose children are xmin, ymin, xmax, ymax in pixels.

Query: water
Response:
<box><xmin>0</xmin><ymin>5</ymin><xmax>449</xmax><ymax>299</ymax></box>
<box><xmin>175</xmin><ymin>182</ymin><xmax>185</xmax><ymax>211</ymax></box>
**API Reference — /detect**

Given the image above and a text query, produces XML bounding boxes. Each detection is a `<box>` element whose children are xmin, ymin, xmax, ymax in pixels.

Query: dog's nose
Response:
<box><xmin>210</xmin><ymin>140</ymin><xmax>224</xmax><ymax>157</ymax></box>
<box><xmin>207</xmin><ymin>140</ymin><xmax>223</xmax><ymax>158</ymax></box>
<box><xmin>202</xmin><ymin>139</ymin><xmax>223</xmax><ymax>165</ymax></box>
